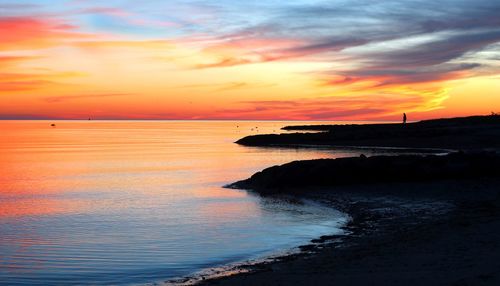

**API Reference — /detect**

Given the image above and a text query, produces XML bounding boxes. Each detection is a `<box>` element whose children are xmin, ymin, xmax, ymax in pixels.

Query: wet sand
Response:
<box><xmin>196</xmin><ymin>179</ymin><xmax>500</xmax><ymax>286</ymax></box>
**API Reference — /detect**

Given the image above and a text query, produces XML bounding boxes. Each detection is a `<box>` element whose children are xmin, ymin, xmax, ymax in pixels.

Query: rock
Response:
<box><xmin>229</xmin><ymin>152</ymin><xmax>500</xmax><ymax>193</ymax></box>
<box><xmin>299</xmin><ymin>244</ymin><xmax>316</xmax><ymax>251</ymax></box>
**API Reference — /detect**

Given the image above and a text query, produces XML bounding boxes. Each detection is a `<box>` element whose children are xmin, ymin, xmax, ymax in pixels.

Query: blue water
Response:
<box><xmin>0</xmin><ymin>120</ymin><xmax>397</xmax><ymax>285</ymax></box>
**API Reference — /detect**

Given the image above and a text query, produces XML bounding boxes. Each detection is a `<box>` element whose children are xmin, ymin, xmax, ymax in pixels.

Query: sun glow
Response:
<box><xmin>1</xmin><ymin>1</ymin><xmax>499</xmax><ymax>120</ymax></box>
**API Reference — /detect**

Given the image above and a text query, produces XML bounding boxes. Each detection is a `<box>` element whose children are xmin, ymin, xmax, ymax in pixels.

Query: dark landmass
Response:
<box><xmin>236</xmin><ymin>114</ymin><xmax>500</xmax><ymax>150</ymax></box>
<box><xmin>193</xmin><ymin>152</ymin><xmax>500</xmax><ymax>285</ymax></box>
<box><xmin>175</xmin><ymin>115</ymin><xmax>500</xmax><ymax>286</ymax></box>
<box><xmin>229</xmin><ymin>152</ymin><xmax>500</xmax><ymax>192</ymax></box>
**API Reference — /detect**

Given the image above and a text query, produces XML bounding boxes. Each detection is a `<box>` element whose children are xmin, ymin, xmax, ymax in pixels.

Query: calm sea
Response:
<box><xmin>1</xmin><ymin>120</ymin><xmax>393</xmax><ymax>285</ymax></box>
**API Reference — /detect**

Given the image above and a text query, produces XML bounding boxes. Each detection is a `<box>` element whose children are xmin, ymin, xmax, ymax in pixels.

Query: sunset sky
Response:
<box><xmin>1</xmin><ymin>0</ymin><xmax>499</xmax><ymax>120</ymax></box>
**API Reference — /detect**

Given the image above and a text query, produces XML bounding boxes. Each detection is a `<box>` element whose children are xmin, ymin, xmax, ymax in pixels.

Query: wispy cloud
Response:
<box><xmin>194</xmin><ymin>1</ymin><xmax>500</xmax><ymax>83</ymax></box>
<box><xmin>43</xmin><ymin>93</ymin><xmax>131</xmax><ymax>103</ymax></box>
<box><xmin>0</xmin><ymin>0</ymin><xmax>499</xmax><ymax>120</ymax></box>
<box><xmin>210</xmin><ymin>88</ymin><xmax>448</xmax><ymax>120</ymax></box>
<box><xmin>0</xmin><ymin>55</ymin><xmax>40</xmax><ymax>67</ymax></box>
<box><xmin>0</xmin><ymin>71</ymin><xmax>78</xmax><ymax>92</ymax></box>
<box><xmin>177</xmin><ymin>81</ymin><xmax>276</xmax><ymax>93</ymax></box>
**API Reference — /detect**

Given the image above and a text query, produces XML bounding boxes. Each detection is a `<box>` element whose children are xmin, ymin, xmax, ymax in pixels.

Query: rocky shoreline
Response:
<box><xmin>192</xmin><ymin>178</ymin><xmax>500</xmax><ymax>286</ymax></box>
<box><xmin>165</xmin><ymin>115</ymin><xmax>500</xmax><ymax>286</ymax></box>
<box><xmin>228</xmin><ymin>152</ymin><xmax>500</xmax><ymax>192</ymax></box>
<box><xmin>163</xmin><ymin>151</ymin><xmax>500</xmax><ymax>286</ymax></box>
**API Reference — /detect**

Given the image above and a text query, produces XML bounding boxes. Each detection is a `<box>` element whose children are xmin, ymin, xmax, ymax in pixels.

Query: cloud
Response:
<box><xmin>195</xmin><ymin>36</ymin><xmax>304</xmax><ymax>68</ymax></box>
<box><xmin>43</xmin><ymin>93</ymin><xmax>131</xmax><ymax>103</ymax></box>
<box><xmin>191</xmin><ymin>0</ymin><xmax>500</xmax><ymax>88</ymax></box>
<box><xmin>383</xmin><ymin>31</ymin><xmax>499</xmax><ymax>67</ymax></box>
<box><xmin>0</xmin><ymin>80</ymin><xmax>53</xmax><ymax>91</ymax></box>
<box><xmin>0</xmin><ymin>71</ymin><xmax>83</xmax><ymax>92</ymax></box>
<box><xmin>0</xmin><ymin>113</ymin><xmax>55</xmax><ymax>120</ymax></box>
<box><xmin>0</xmin><ymin>16</ymin><xmax>92</xmax><ymax>50</ymax></box>
<box><xmin>81</xmin><ymin>7</ymin><xmax>132</xmax><ymax>18</ymax></box>
<box><xmin>74</xmin><ymin>39</ymin><xmax>174</xmax><ymax>51</ymax></box>
<box><xmin>325</xmin><ymin>63</ymin><xmax>482</xmax><ymax>87</ymax></box>
<box><xmin>1</xmin><ymin>1</ymin><xmax>499</xmax><ymax>120</ymax></box>
<box><xmin>210</xmin><ymin>89</ymin><xmax>447</xmax><ymax>120</ymax></box>
<box><xmin>0</xmin><ymin>3</ymin><xmax>39</xmax><ymax>10</ymax></box>
<box><xmin>0</xmin><ymin>55</ymin><xmax>40</xmax><ymax>67</ymax></box>
<box><xmin>177</xmin><ymin>81</ymin><xmax>276</xmax><ymax>92</ymax></box>
<box><xmin>303</xmin><ymin>108</ymin><xmax>388</xmax><ymax>120</ymax></box>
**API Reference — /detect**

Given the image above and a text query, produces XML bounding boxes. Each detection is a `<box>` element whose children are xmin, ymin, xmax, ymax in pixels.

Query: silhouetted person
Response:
<box><xmin>403</xmin><ymin>113</ymin><xmax>407</xmax><ymax>125</ymax></box>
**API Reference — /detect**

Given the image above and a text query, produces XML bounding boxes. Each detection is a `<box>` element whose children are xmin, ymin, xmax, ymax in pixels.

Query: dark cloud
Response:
<box><xmin>301</xmin><ymin>108</ymin><xmax>388</xmax><ymax>120</ymax></box>
<box><xmin>0</xmin><ymin>3</ymin><xmax>40</xmax><ymax>12</ymax></box>
<box><xmin>201</xmin><ymin>0</ymin><xmax>500</xmax><ymax>85</ymax></box>
<box><xmin>365</xmin><ymin>30</ymin><xmax>500</xmax><ymax>68</ymax></box>
<box><xmin>0</xmin><ymin>113</ymin><xmax>55</xmax><ymax>120</ymax></box>
<box><xmin>328</xmin><ymin>63</ymin><xmax>483</xmax><ymax>87</ymax></box>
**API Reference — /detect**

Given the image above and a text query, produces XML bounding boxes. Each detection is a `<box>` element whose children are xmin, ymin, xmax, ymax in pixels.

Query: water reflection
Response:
<box><xmin>0</xmin><ymin>120</ymin><xmax>392</xmax><ymax>284</ymax></box>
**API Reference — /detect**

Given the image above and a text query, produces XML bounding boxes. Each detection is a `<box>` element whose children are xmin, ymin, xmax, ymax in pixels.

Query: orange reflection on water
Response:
<box><xmin>0</xmin><ymin>198</ymin><xmax>86</xmax><ymax>218</ymax></box>
<box><xmin>0</xmin><ymin>120</ymin><xmax>355</xmax><ymax>285</ymax></box>
<box><xmin>0</xmin><ymin>120</ymin><xmax>349</xmax><ymax>220</ymax></box>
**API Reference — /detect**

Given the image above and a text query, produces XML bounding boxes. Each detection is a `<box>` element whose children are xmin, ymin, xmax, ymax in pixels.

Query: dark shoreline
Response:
<box><xmin>191</xmin><ymin>179</ymin><xmax>500</xmax><ymax>286</ymax></box>
<box><xmin>164</xmin><ymin>114</ymin><xmax>500</xmax><ymax>286</ymax></box>
<box><xmin>229</xmin><ymin>152</ymin><xmax>500</xmax><ymax>191</ymax></box>
<box><xmin>163</xmin><ymin>155</ymin><xmax>500</xmax><ymax>285</ymax></box>
<box><xmin>236</xmin><ymin>114</ymin><xmax>500</xmax><ymax>150</ymax></box>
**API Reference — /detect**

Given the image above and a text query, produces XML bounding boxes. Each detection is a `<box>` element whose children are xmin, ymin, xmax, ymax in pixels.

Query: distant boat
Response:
<box><xmin>50</xmin><ymin>124</ymin><xmax>56</xmax><ymax>127</ymax></box>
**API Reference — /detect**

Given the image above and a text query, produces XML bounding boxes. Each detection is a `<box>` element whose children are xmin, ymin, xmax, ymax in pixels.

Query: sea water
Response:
<box><xmin>1</xmin><ymin>120</ymin><xmax>392</xmax><ymax>285</ymax></box>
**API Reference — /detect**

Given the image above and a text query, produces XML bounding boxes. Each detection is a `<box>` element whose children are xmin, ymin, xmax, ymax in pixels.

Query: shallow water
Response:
<box><xmin>0</xmin><ymin>120</ymin><xmax>407</xmax><ymax>285</ymax></box>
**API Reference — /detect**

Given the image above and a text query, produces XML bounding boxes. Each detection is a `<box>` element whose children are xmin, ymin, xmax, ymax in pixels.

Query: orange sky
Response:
<box><xmin>1</xmin><ymin>1</ymin><xmax>499</xmax><ymax>120</ymax></box>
